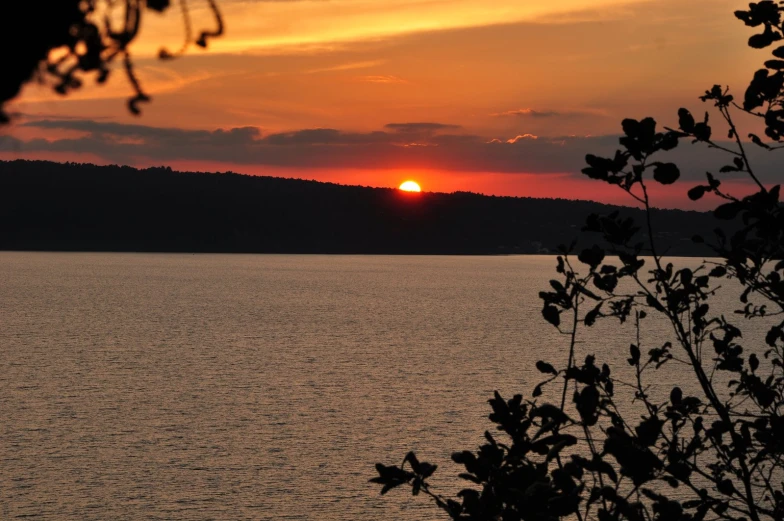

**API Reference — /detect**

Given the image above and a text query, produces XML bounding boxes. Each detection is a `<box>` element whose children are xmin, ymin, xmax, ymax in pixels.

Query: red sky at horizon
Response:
<box><xmin>0</xmin><ymin>0</ymin><xmax>775</xmax><ymax>209</ymax></box>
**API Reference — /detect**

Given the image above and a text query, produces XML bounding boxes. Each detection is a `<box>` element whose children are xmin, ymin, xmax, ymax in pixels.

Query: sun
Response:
<box><xmin>399</xmin><ymin>180</ymin><xmax>421</xmax><ymax>192</ymax></box>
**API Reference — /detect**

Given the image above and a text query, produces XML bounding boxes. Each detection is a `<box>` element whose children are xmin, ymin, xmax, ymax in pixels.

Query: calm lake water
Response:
<box><xmin>0</xmin><ymin>252</ymin><xmax>760</xmax><ymax>520</ymax></box>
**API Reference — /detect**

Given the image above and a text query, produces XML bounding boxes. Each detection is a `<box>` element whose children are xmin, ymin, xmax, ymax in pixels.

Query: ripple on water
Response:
<box><xmin>0</xmin><ymin>252</ymin><xmax>767</xmax><ymax>520</ymax></box>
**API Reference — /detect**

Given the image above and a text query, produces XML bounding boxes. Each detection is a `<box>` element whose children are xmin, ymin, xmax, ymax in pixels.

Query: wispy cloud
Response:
<box><xmin>492</xmin><ymin>108</ymin><xmax>605</xmax><ymax>118</ymax></box>
<box><xmin>494</xmin><ymin>108</ymin><xmax>561</xmax><ymax>118</ymax></box>
<box><xmin>304</xmin><ymin>60</ymin><xmax>385</xmax><ymax>74</ymax></box>
<box><xmin>356</xmin><ymin>75</ymin><xmax>408</xmax><ymax>84</ymax></box>
<box><xmin>384</xmin><ymin>122</ymin><xmax>461</xmax><ymax>133</ymax></box>
<box><xmin>505</xmin><ymin>134</ymin><xmax>539</xmax><ymax>143</ymax></box>
<box><xmin>17</xmin><ymin>66</ymin><xmax>221</xmax><ymax>104</ymax></box>
<box><xmin>133</xmin><ymin>0</ymin><xmax>645</xmax><ymax>56</ymax></box>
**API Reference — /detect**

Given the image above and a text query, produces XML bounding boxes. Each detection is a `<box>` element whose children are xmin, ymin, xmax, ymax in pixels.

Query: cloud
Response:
<box><xmin>356</xmin><ymin>75</ymin><xmax>407</xmax><ymax>84</ymax></box>
<box><xmin>304</xmin><ymin>60</ymin><xmax>385</xmax><ymax>74</ymax></box>
<box><xmin>493</xmin><ymin>108</ymin><xmax>605</xmax><ymax>118</ymax></box>
<box><xmin>6</xmin><ymin>118</ymin><xmax>782</xmax><ymax>184</ymax></box>
<box><xmin>496</xmin><ymin>108</ymin><xmax>561</xmax><ymax>118</ymax></box>
<box><xmin>263</xmin><ymin>128</ymin><xmax>391</xmax><ymax>145</ymax></box>
<box><xmin>384</xmin><ymin>122</ymin><xmax>462</xmax><ymax>133</ymax></box>
<box><xmin>137</xmin><ymin>0</ymin><xmax>644</xmax><ymax>57</ymax></box>
<box><xmin>8</xmin><ymin>112</ymin><xmax>113</xmax><ymax>122</ymax></box>
<box><xmin>17</xmin><ymin>67</ymin><xmax>220</xmax><ymax>104</ymax></box>
<box><xmin>23</xmin><ymin>119</ymin><xmax>261</xmax><ymax>145</ymax></box>
<box><xmin>506</xmin><ymin>134</ymin><xmax>539</xmax><ymax>143</ymax></box>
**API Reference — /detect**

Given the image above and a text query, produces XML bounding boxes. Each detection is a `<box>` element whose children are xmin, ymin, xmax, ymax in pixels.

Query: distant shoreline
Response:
<box><xmin>0</xmin><ymin>249</ymin><xmax>555</xmax><ymax>256</ymax></box>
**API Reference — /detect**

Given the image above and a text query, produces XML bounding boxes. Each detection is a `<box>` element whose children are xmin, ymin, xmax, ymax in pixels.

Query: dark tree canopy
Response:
<box><xmin>0</xmin><ymin>0</ymin><xmax>223</xmax><ymax>123</ymax></box>
<box><xmin>372</xmin><ymin>3</ymin><xmax>784</xmax><ymax>521</ymax></box>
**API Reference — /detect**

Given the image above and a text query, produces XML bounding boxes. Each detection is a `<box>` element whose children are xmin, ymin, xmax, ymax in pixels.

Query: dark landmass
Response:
<box><xmin>0</xmin><ymin>160</ymin><xmax>723</xmax><ymax>255</ymax></box>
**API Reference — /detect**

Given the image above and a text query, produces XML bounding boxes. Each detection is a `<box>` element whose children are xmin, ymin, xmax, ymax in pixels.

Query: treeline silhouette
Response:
<box><xmin>0</xmin><ymin>160</ymin><xmax>722</xmax><ymax>255</ymax></box>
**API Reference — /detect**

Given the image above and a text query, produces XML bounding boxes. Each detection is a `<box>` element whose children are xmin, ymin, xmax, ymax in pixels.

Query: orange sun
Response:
<box><xmin>399</xmin><ymin>180</ymin><xmax>421</xmax><ymax>192</ymax></box>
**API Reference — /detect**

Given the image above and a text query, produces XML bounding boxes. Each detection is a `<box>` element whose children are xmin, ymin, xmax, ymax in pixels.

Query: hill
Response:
<box><xmin>0</xmin><ymin>160</ymin><xmax>720</xmax><ymax>255</ymax></box>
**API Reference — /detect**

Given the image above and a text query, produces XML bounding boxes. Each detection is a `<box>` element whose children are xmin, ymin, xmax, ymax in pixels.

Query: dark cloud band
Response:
<box><xmin>4</xmin><ymin>118</ymin><xmax>780</xmax><ymax>183</ymax></box>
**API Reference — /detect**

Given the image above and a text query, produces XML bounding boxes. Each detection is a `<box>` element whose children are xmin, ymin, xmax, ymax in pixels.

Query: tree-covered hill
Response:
<box><xmin>0</xmin><ymin>160</ymin><xmax>721</xmax><ymax>255</ymax></box>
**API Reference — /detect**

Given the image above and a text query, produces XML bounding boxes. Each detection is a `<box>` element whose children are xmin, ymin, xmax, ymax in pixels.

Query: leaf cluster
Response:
<box><xmin>0</xmin><ymin>0</ymin><xmax>223</xmax><ymax>122</ymax></box>
<box><xmin>372</xmin><ymin>4</ymin><xmax>784</xmax><ymax>521</ymax></box>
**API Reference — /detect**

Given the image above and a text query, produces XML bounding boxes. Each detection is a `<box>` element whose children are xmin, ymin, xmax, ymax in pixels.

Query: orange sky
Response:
<box><xmin>0</xmin><ymin>0</ymin><xmax>772</xmax><ymax>208</ymax></box>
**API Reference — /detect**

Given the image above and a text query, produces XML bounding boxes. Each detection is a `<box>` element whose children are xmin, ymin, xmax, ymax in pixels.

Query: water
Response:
<box><xmin>0</xmin><ymin>252</ymin><xmax>763</xmax><ymax>520</ymax></box>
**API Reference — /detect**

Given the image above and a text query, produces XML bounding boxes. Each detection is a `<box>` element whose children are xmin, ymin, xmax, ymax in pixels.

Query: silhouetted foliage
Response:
<box><xmin>0</xmin><ymin>0</ymin><xmax>223</xmax><ymax>122</ymax></box>
<box><xmin>0</xmin><ymin>160</ymin><xmax>723</xmax><ymax>255</ymax></box>
<box><xmin>372</xmin><ymin>3</ymin><xmax>784</xmax><ymax>520</ymax></box>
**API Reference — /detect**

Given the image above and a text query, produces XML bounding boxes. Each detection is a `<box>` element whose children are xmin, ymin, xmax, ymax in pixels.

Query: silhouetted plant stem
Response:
<box><xmin>0</xmin><ymin>0</ymin><xmax>225</xmax><ymax>121</ymax></box>
<box><xmin>721</xmin><ymin>106</ymin><xmax>767</xmax><ymax>193</ymax></box>
<box><xmin>373</xmin><ymin>4</ymin><xmax>784</xmax><ymax>519</ymax></box>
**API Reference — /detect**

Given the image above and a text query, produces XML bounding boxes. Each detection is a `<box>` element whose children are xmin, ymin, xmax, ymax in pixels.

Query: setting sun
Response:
<box><xmin>399</xmin><ymin>181</ymin><xmax>421</xmax><ymax>192</ymax></box>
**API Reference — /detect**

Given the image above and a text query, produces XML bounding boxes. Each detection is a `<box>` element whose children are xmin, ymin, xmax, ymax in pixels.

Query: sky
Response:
<box><xmin>0</xmin><ymin>0</ymin><xmax>774</xmax><ymax>208</ymax></box>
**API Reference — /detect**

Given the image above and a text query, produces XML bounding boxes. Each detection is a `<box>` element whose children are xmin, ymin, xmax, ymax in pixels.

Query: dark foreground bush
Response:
<box><xmin>372</xmin><ymin>3</ymin><xmax>784</xmax><ymax>521</ymax></box>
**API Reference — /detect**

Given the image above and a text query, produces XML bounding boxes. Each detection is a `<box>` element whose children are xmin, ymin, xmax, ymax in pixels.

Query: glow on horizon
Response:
<box><xmin>5</xmin><ymin>0</ymin><xmax>759</xmax><ymax>210</ymax></box>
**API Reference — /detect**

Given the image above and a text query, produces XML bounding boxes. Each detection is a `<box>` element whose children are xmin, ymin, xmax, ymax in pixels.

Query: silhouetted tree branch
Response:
<box><xmin>0</xmin><ymin>0</ymin><xmax>223</xmax><ymax>123</ymax></box>
<box><xmin>372</xmin><ymin>3</ymin><xmax>784</xmax><ymax>520</ymax></box>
